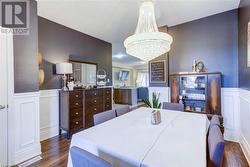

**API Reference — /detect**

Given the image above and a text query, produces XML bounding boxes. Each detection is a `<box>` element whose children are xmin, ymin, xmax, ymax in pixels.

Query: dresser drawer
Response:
<box><xmin>104</xmin><ymin>88</ymin><xmax>112</xmax><ymax>95</ymax></box>
<box><xmin>86</xmin><ymin>105</ymin><xmax>103</xmax><ymax>115</ymax></box>
<box><xmin>70</xmin><ymin>108</ymin><xmax>83</xmax><ymax>119</ymax></box>
<box><xmin>104</xmin><ymin>103</ymin><xmax>112</xmax><ymax>111</ymax></box>
<box><xmin>69</xmin><ymin>91</ymin><xmax>83</xmax><ymax>100</ymax></box>
<box><xmin>70</xmin><ymin>98</ymin><xmax>83</xmax><ymax>109</ymax></box>
<box><xmin>86</xmin><ymin>97</ymin><xmax>103</xmax><ymax>106</ymax></box>
<box><xmin>85</xmin><ymin>89</ymin><xmax>103</xmax><ymax>97</ymax></box>
<box><xmin>85</xmin><ymin>114</ymin><xmax>94</xmax><ymax>128</ymax></box>
<box><xmin>104</xmin><ymin>96</ymin><xmax>111</xmax><ymax>101</ymax></box>
<box><xmin>70</xmin><ymin>118</ymin><xmax>83</xmax><ymax>131</ymax></box>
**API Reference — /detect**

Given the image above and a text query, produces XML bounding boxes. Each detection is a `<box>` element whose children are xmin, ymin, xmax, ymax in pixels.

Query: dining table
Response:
<box><xmin>67</xmin><ymin>107</ymin><xmax>210</xmax><ymax>167</ymax></box>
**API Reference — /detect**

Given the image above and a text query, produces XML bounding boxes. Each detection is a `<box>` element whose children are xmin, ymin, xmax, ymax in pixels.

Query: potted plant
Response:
<box><xmin>143</xmin><ymin>92</ymin><xmax>162</xmax><ymax>109</ymax></box>
<box><xmin>143</xmin><ymin>92</ymin><xmax>162</xmax><ymax>125</ymax></box>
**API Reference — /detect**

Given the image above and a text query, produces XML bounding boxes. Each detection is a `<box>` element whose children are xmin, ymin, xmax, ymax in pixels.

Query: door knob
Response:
<box><xmin>0</xmin><ymin>105</ymin><xmax>6</xmax><ymax>110</ymax></box>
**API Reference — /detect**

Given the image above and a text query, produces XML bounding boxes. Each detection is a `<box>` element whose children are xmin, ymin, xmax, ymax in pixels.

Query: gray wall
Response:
<box><xmin>14</xmin><ymin>0</ymin><xmax>39</xmax><ymax>93</ymax></box>
<box><xmin>168</xmin><ymin>10</ymin><xmax>238</xmax><ymax>88</ymax></box>
<box><xmin>149</xmin><ymin>26</ymin><xmax>169</xmax><ymax>87</ymax></box>
<box><xmin>238</xmin><ymin>0</ymin><xmax>250</xmax><ymax>90</ymax></box>
<box><xmin>38</xmin><ymin>17</ymin><xmax>112</xmax><ymax>90</ymax></box>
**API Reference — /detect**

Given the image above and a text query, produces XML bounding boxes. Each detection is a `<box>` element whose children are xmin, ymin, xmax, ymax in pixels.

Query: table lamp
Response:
<box><xmin>56</xmin><ymin>62</ymin><xmax>73</xmax><ymax>91</ymax></box>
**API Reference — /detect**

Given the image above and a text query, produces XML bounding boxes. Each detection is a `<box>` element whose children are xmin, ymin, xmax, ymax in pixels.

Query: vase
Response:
<box><xmin>151</xmin><ymin>109</ymin><xmax>161</xmax><ymax>125</ymax></box>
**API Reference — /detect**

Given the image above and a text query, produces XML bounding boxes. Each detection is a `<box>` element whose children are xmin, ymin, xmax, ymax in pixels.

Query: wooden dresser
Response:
<box><xmin>85</xmin><ymin>88</ymin><xmax>112</xmax><ymax>128</ymax></box>
<box><xmin>59</xmin><ymin>88</ymin><xmax>112</xmax><ymax>138</ymax></box>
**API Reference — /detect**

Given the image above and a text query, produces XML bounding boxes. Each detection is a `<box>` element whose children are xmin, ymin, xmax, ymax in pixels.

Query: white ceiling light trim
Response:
<box><xmin>124</xmin><ymin>0</ymin><xmax>173</xmax><ymax>62</ymax></box>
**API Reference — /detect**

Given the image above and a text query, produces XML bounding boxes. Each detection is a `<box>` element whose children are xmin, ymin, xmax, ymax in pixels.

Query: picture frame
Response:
<box><xmin>149</xmin><ymin>60</ymin><xmax>167</xmax><ymax>83</ymax></box>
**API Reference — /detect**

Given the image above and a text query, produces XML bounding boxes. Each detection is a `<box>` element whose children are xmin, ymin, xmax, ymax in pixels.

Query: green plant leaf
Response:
<box><xmin>143</xmin><ymin>92</ymin><xmax>161</xmax><ymax>109</ymax></box>
<box><xmin>143</xmin><ymin>98</ymin><xmax>152</xmax><ymax>108</ymax></box>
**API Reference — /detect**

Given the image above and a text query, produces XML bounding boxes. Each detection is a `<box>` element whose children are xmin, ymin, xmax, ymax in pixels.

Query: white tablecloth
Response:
<box><xmin>67</xmin><ymin>107</ymin><xmax>209</xmax><ymax>167</ymax></box>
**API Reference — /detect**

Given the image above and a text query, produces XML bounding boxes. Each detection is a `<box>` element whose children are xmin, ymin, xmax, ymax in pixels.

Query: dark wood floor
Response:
<box><xmin>26</xmin><ymin>135</ymin><xmax>249</xmax><ymax>167</ymax></box>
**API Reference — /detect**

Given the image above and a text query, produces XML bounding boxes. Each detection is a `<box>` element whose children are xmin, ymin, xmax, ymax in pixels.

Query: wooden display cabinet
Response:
<box><xmin>169</xmin><ymin>72</ymin><xmax>221</xmax><ymax>116</ymax></box>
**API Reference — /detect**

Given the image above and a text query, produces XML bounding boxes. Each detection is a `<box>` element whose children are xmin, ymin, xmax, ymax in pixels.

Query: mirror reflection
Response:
<box><xmin>70</xmin><ymin>61</ymin><xmax>97</xmax><ymax>86</ymax></box>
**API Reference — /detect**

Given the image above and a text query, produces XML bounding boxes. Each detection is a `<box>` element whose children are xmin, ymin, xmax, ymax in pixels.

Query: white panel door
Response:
<box><xmin>0</xmin><ymin>28</ymin><xmax>11</xmax><ymax>167</ymax></box>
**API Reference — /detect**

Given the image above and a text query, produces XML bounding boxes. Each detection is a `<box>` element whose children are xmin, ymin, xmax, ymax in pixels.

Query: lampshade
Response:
<box><xmin>56</xmin><ymin>62</ymin><xmax>73</xmax><ymax>74</ymax></box>
<box><xmin>124</xmin><ymin>0</ymin><xmax>173</xmax><ymax>62</ymax></box>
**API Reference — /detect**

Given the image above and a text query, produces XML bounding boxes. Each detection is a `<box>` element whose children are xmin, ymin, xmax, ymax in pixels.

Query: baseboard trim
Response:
<box><xmin>240</xmin><ymin>133</ymin><xmax>250</xmax><ymax>164</ymax></box>
<box><xmin>40</xmin><ymin>125</ymin><xmax>59</xmax><ymax>141</ymax></box>
<box><xmin>224</xmin><ymin>129</ymin><xmax>239</xmax><ymax>142</ymax></box>
<box><xmin>14</xmin><ymin>144</ymin><xmax>41</xmax><ymax>166</ymax></box>
<box><xmin>18</xmin><ymin>156</ymin><xmax>42</xmax><ymax>167</ymax></box>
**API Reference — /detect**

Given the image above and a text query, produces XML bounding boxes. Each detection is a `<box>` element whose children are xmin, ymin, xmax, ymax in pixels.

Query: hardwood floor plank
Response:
<box><xmin>223</xmin><ymin>141</ymin><xmax>249</xmax><ymax>167</ymax></box>
<box><xmin>27</xmin><ymin>135</ymin><xmax>70</xmax><ymax>167</ymax></box>
<box><xmin>26</xmin><ymin>136</ymin><xmax>249</xmax><ymax>167</ymax></box>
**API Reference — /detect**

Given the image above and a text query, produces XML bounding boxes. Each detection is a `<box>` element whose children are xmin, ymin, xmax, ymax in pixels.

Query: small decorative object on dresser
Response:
<box><xmin>196</xmin><ymin>61</ymin><xmax>206</xmax><ymax>73</ymax></box>
<box><xmin>67</xmin><ymin>77</ymin><xmax>75</xmax><ymax>91</ymax></box>
<box><xmin>97</xmin><ymin>69</ymin><xmax>107</xmax><ymax>86</ymax></box>
<box><xmin>68</xmin><ymin>81</ymin><xmax>75</xmax><ymax>91</ymax></box>
<box><xmin>56</xmin><ymin>62</ymin><xmax>73</xmax><ymax>91</ymax></box>
<box><xmin>192</xmin><ymin>59</ymin><xmax>206</xmax><ymax>73</ymax></box>
<box><xmin>192</xmin><ymin>59</ymin><xmax>197</xmax><ymax>72</ymax></box>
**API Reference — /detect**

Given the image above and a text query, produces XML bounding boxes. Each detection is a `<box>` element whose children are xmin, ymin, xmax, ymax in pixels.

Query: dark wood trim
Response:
<box><xmin>169</xmin><ymin>72</ymin><xmax>222</xmax><ymax>76</ymax></box>
<box><xmin>69</xmin><ymin>59</ymin><xmax>98</xmax><ymax>70</ymax></box>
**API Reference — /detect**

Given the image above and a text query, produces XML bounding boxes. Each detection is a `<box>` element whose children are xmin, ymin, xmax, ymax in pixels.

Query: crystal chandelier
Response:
<box><xmin>124</xmin><ymin>0</ymin><xmax>173</xmax><ymax>62</ymax></box>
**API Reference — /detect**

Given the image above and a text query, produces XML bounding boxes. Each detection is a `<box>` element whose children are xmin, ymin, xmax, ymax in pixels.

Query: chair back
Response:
<box><xmin>115</xmin><ymin>105</ymin><xmax>130</xmax><ymax>117</ymax></box>
<box><xmin>94</xmin><ymin>110</ymin><xmax>116</xmax><ymax>126</ymax></box>
<box><xmin>208</xmin><ymin>125</ymin><xmax>225</xmax><ymax>167</ymax></box>
<box><xmin>210</xmin><ymin>115</ymin><xmax>220</xmax><ymax>126</ymax></box>
<box><xmin>137</xmin><ymin>87</ymin><xmax>149</xmax><ymax>101</ymax></box>
<box><xmin>162</xmin><ymin>102</ymin><xmax>184</xmax><ymax>111</ymax></box>
<box><xmin>70</xmin><ymin>146</ymin><xmax>112</xmax><ymax>167</ymax></box>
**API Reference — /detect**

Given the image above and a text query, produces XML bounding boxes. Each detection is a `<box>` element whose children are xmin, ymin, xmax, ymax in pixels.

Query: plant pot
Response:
<box><xmin>151</xmin><ymin>109</ymin><xmax>161</xmax><ymax>125</ymax></box>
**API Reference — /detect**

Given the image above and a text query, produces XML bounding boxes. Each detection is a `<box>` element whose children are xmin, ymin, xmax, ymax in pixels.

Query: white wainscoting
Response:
<box><xmin>148</xmin><ymin>87</ymin><xmax>240</xmax><ymax>142</ymax></box>
<box><xmin>148</xmin><ymin>87</ymin><xmax>170</xmax><ymax>104</ymax></box>
<box><xmin>40</xmin><ymin>89</ymin><xmax>60</xmax><ymax>141</ymax></box>
<box><xmin>8</xmin><ymin>92</ymin><xmax>41</xmax><ymax>165</ymax></box>
<box><xmin>239</xmin><ymin>89</ymin><xmax>250</xmax><ymax>164</ymax></box>
<box><xmin>221</xmin><ymin>88</ymin><xmax>240</xmax><ymax>142</ymax></box>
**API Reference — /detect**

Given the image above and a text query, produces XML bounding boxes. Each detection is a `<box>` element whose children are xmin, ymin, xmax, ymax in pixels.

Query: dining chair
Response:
<box><xmin>70</xmin><ymin>146</ymin><xmax>112</xmax><ymax>167</ymax></box>
<box><xmin>93</xmin><ymin>110</ymin><xmax>116</xmax><ymax>126</ymax></box>
<box><xmin>162</xmin><ymin>102</ymin><xmax>184</xmax><ymax>111</ymax></box>
<box><xmin>115</xmin><ymin>105</ymin><xmax>130</xmax><ymax>117</ymax></box>
<box><xmin>210</xmin><ymin>115</ymin><xmax>220</xmax><ymax>126</ymax></box>
<box><xmin>208</xmin><ymin>124</ymin><xmax>225</xmax><ymax>167</ymax></box>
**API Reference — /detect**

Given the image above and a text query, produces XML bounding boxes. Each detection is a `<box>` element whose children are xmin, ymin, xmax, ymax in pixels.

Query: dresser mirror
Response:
<box><xmin>70</xmin><ymin>60</ymin><xmax>97</xmax><ymax>86</ymax></box>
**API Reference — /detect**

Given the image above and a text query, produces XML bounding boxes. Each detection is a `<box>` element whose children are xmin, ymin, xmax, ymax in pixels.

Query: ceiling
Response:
<box><xmin>37</xmin><ymin>0</ymin><xmax>240</xmax><ymax>66</ymax></box>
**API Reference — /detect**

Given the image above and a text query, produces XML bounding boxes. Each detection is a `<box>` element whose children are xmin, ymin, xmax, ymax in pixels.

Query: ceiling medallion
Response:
<box><xmin>124</xmin><ymin>0</ymin><xmax>173</xmax><ymax>62</ymax></box>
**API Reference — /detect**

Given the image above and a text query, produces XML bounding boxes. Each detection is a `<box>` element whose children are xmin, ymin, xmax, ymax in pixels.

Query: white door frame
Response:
<box><xmin>0</xmin><ymin>27</ymin><xmax>14</xmax><ymax>167</ymax></box>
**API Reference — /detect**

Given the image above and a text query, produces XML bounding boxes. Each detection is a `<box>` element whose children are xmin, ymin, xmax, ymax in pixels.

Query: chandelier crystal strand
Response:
<box><xmin>124</xmin><ymin>0</ymin><xmax>173</xmax><ymax>62</ymax></box>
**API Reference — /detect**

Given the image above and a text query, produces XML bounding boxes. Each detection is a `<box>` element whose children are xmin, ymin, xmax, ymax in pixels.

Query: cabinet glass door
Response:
<box><xmin>179</xmin><ymin>75</ymin><xmax>207</xmax><ymax>113</ymax></box>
